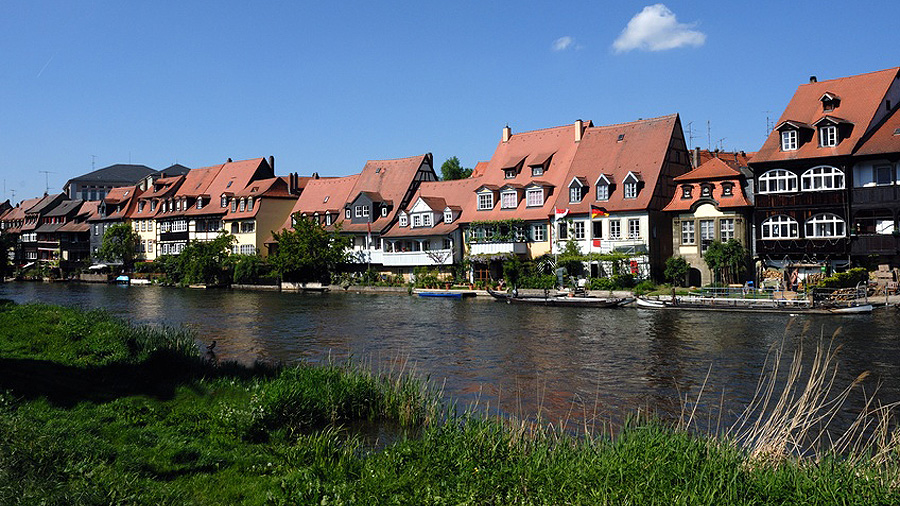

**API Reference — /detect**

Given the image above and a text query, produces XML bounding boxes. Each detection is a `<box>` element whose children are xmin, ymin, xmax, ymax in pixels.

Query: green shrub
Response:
<box><xmin>633</xmin><ymin>279</ymin><xmax>658</xmax><ymax>295</ymax></box>
<box><xmin>519</xmin><ymin>274</ymin><xmax>556</xmax><ymax>289</ymax></box>
<box><xmin>818</xmin><ymin>267</ymin><xmax>869</xmax><ymax>289</ymax></box>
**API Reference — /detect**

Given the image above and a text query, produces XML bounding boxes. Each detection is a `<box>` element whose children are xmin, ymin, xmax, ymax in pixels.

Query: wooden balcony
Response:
<box><xmin>851</xmin><ymin>186</ymin><xmax>900</xmax><ymax>207</ymax></box>
<box><xmin>755</xmin><ymin>191</ymin><xmax>847</xmax><ymax>210</ymax></box>
<box><xmin>850</xmin><ymin>234</ymin><xmax>900</xmax><ymax>256</ymax></box>
<box><xmin>755</xmin><ymin>237</ymin><xmax>849</xmax><ymax>257</ymax></box>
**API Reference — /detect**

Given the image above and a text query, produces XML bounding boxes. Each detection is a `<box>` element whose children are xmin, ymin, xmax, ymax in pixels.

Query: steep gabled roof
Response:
<box><xmin>556</xmin><ymin>114</ymin><xmax>683</xmax><ymax>214</ymax></box>
<box><xmin>223</xmin><ymin>177</ymin><xmax>296</xmax><ymax>220</ymax></box>
<box><xmin>340</xmin><ymin>154</ymin><xmax>434</xmax><ymax>233</ymax></box>
<box><xmin>383</xmin><ymin>177</ymin><xmax>483</xmax><ymax>238</ymax></box>
<box><xmin>273</xmin><ymin>174</ymin><xmax>361</xmax><ymax>237</ymax></box>
<box><xmin>855</xmin><ymin>104</ymin><xmax>900</xmax><ymax>156</ymax></box>
<box><xmin>664</xmin><ymin>157</ymin><xmax>752</xmax><ymax>212</ymax></box>
<box><xmin>185</xmin><ymin>158</ymin><xmax>274</xmax><ymax>216</ymax></box>
<box><xmin>66</xmin><ymin>164</ymin><xmax>155</xmax><ymax>185</ymax></box>
<box><xmin>753</xmin><ymin>67</ymin><xmax>900</xmax><ymax>163</ymax></box>
<box><xmin>674</xmin><ymin>157</ymin><xmax>742</xmax><ymax>182</ymax></box>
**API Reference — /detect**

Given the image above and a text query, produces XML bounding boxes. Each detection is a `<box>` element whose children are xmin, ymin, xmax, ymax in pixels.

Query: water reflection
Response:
<box><xmin>2</xmin><ymin>282</ymin><xmax>898</xmax><ymax>433</ymax></box>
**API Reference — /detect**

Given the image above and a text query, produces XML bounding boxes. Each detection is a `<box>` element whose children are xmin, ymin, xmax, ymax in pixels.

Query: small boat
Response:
<box><xmin>487</xmin><ymin>289</ymin><xmax>631</xmax><ymax>308</ymax></box>
<box><xmin>634</xmin><ymin>296</ymin><xmax>873</xmax><ymax>314</ymax></box>
<box><xmin>418</xmin><ymin>292</ymin><xmax>463</xmax><ymax>298</ymax></box>
<box><xmin>115</xmin><ymin>275</ymin><xmax>130</xmax><ymax>285</ymax></box>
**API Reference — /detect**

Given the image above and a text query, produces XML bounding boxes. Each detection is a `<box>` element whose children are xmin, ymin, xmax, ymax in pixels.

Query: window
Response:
<box><xmin>759</xmin><ymin>169</ymin><xmax>798</xmax><ymax>193</ymax></box>
<box><xmin>326</xmin><ymin>214</ymin><xmax>332</xmax><ymax>226</ymax></box>
<box><xmin>761</xmin><ymin>215</ymin><xmax>799</xmax><ymax>239</ymax></box>
<box><xmin>231</xmin><ymin>222</ymin><xmax>240</xmax><ymax>234</ymax></box>
<box><xmin>720</xmin><ymin>219</ymin><xmax>735</xmax><ymax>241</ymax></box>
<box><xmin>93</xmin><ymin>224</ymin><xmax>99</xmax><ymax>236</ymax></box>
<box><xmin>610</xmin><ymin>220</ymin><xmax>621</xmax><ymax>239</ymax></box>
<box><xmin>443</xmin><ymin>238</ymin><xmax>452</xmax><ymax>250</ymax></box>
<box><xmin>596</xmin><ymin>183</ymin><xmax>609</xmax><ymax>201</ymax></box>
<box><xmin>362</xmin><ymin>206</ymin><xmax>370</xmax><ymax>218</ymax></box>
<box><xmin>412</xmin><ymin>214</ymin><xmax>422</xmax><ymax>228</ymax></box>
<box><xmin>239</xmin><ymin>199</ymin><xmax>246</xmax><ymax>212</ymax></box>
<box><xmin>231</xmin><ymin>200</ymin><xmax>237</xmax><ymax>212</ymax></box>
<box><xmin>241</xmin><ymin>221</ymin><xmax>255</xmax><ymax>233</ymax></box>
<box><xmin>423</xmin><ymin>214</ymin><xmax>433</xmax><ymax>227</ymax></box>
<box><xmin>628</xmin><ymin>219</ymin><xmax>640</xmax><ymax>239</ymax></box>
<box><xmin>801</xmin><ymin>166</ymin><xmax>844</xmax><ymax>191</ymax></box>
<box><xmin>247</xmin><ymin>197</ymin><xmax>253</xmax><ymax>211</ymax></box>
<box><xmin>504</xmin><ymin>169</ymin><xmax>516</xmax><ymax>179</ymax></box>
<box><xmin>819</xmin><ymin>125</ymin><xmax>837</xmax><ymax>147</ymax></box>
<box><xmin>681</xmin><ymin>221</ymin><xmax>695</xmax><ymax>245</ymax></box>
<box><xmin>624</xmin><ymin>182</ymin><xmax>637</xmax><ymax>199</ymax></box>
<box><xmin>399</xmin><ymin>213</ymin><xmax>408</xmax><ymax>227</ymax></box>
<box><xmin>805</xmin><ymin>213</ymin><xmax>845</xmax><ymax>238</ymax></box>
<box><xmin>345</xmin><ymin>209</ymin><xmax>351</xmax><ymax>219</ymax></box>
<box><xmin>226</xmin><ymin>181</ymin><xmax>233</xmax><ymax>188</ymax></box>
<box><xmin>569</xmin><ymin>186</ymin><xmax>583</xmax><ymax>203</ymax></box>
<box><xmin>592</xmin><ymin>220</ymin><xmax>603</xmax><ymax>238</ymax></box>
<box><xmin>532</xmin><ymin>224</ymin><xmax>546</xmax><ymax>242</ymax></box>
<box><xmin>700</xmin><ymin>184</ymin><xmax>713</xmax><ymax>198</ymax></box>
<box><xmin>139</xmin><ymin>202</ymin><xmax>145</xmax><ymax>213</ymax></box>
<box><xmin>444</xmin><ymin>210</ymin><xmax>453</xmax><ymax>223</ymax></box>
<box><xmin>381</xmin><ymin>206</ymin><xmax>388</xmax><ymax>217</ymax></box>
<box><xmin>558</xmin><ymin>221</ymin><xmax>568</xmax><ymax>240</ymax></box>
<box><xmin>531</xmin><ymin>165</ymin><xmax>544</xmax><ymax>176</ymax></box>
<box><xmin>526</xmin><ymin>189</ymin><xmax>544</xmax><ymax>207</ymax></box>
<box><xmin>573</xmin><ymin>221</ymin><xmax>585</xmax><ymax>240</ymax></box>
<box><xmin>501</xmin><ymin>191</ymin><xmax>517</xmax><ymax>209</ymax></box>
<box><xmin>148</xmin><ymin>221</ymin><xmax>153</xmax><ymax>232</ymax></box>
<box><xmin>355</xmin><ymin>206</ymin><xmax>363</xmax><ymax>218</ymax></box>
<box><xmin>722</xmin><ymin>182</ymin><xmax>734</xmax><ymax>197</ymax></box>
<box><xmin>196</xmin><ymin>197</ymin><xmax>203</xmax><ymax>209</ymax></box>
<box><xmin>875</xmin><ymin>166</ymin><xmax>893</xmax><ymax>185</ymax></box>
<box><xmin>781</xmin><ymin>130</ymin><xmax>798</xmax><ymax>151</ymax></box>
<box><xmin>221</xmin><ymin>195</ymin><xmax>228</xmax><ymax>208</ymax></box>
<box><xmin>682</xmin><ymin>185</ymin><xmax>692</xmax><ymax>199</ymax></box>
<box><xmin>700</xmin><ymin>220</ymin><xmax>715</xmax><ymax>242</ymax></box>
<box><xmin>151</xmin><ymin>201</ymin><xmax>157</xmax><ymax>212</ymax></box>
<box><xmin>478</xmin><ymin>193</ymin><xmax>493</xmax><ymax>210</ymax></box>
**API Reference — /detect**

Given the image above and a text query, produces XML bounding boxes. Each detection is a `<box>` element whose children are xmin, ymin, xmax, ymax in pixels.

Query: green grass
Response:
<box><xmin>1</xmin><ymin>303</ymin><xmax>899</xmax><ymax>504</ymax></box>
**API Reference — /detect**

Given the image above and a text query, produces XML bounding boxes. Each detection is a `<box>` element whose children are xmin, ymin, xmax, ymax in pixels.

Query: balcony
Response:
<box><xmin>381</xmin><ymin>248</ymin><xmax>455</xmax><ymax>267</ymax></box>
<box><xmin>852</xmin><ymin>186</ymin><xmax>899</xmax><ymax>206</ymax></box>
<box><xmin>755</xmin><ymin>237</ymin><xmax>849</xmax><ymax>257</ymax></box>
<box><xmin>347</xmin><ymin>248</ymin><xmax>383</xmax><ymax>265</ymax></box>
<box><xmin>159</xmin><ymin>231</ymin><xmax>189</xmax><ymax>242</ymax></box>
<box><xmin>755</xmin><ymin>191</ymin><xmax>847</xmax><ymax>210</ymax></box>
<box><xmin>468</xmin><ymin>241</ymin><xmax>527</xmax><ymax>255</ymax></box>
<box><xmin>850</xmin><ymin>234</ymin><xmax>900</xmax><ymax>256</ymax></box>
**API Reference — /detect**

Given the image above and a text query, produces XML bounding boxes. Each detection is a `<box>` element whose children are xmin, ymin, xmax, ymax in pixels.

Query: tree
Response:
<box><xmin>703</xmin><ymin>239</ymin><xmax>748</xmax><ymax>285</ymax></box>
<box><xmin>269</xmin><ymin>215</ymin><xmax>350</xmax><ymax>283</ymax></box>
<box><xmin>664</xmin><ymin>256</ymin><xmax>690</xmax><ymax>287</ymax></box>
<box><xmin>179</xmin><ymin>232</ymin><xmax>236</xmax><ymax>286</ymax></box>
<box><xmin>502</xmin><ymin>255</ymin><xmax>523</xmax><ymax>289</ymax></box>
<box><xmin>97</xmin><ymin>223</ymin><xmax>141</xmax><ymax>272</ymax></box>
<box><xmin>441</xmin><ymin>156</ymin><xmax>473</xmax><ymax>180</ymax></box>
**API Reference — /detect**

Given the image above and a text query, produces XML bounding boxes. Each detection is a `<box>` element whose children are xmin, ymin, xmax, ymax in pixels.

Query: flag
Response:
<box><xmin>554</xmin><ymin>208</ymin><xmax>569</xmax><ymax>220</ymax></box>
<box><xmin>591</xmin><ymin>205</ymin><xmax>609</xmax><ymax>219</ymax></box>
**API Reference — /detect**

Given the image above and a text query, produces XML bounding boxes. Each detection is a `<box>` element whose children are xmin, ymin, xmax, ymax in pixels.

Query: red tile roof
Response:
<box><xmin>753</xmin><ymin>67</ymin><xmax>900</xmax><ymax>163</ymax></box>
<box><xmin>855</xmin><ymin>105</ymin><xmax>900</xmax><ymax>156</ymax></box>
<box><xmin>555</xmin><ymin>114</ymin><xmax>685</xmax><ymax>215</ymax></box>
<box><xmin>663</xmin><ymin>158</ymin><xmax>752</xmax><ymax>212</ymax></box>
<box><xmin>471</xmin><ymin>161</ymin><xmax>490</xmax><ymax>178</ymax></box>
<box><xmin>674</xmin><ymin>157</ymin><xmax>742</xmax><ymax>182</ymax></box>
<box><xmin>383</xmin><ymin>177</ymin><xmax>483</xmax><ymax>238</ymax></box>
<box><xmin>340</xmin><ymin>154</ymin><xmax>433</xmax><ymax>234</ymax></box>
<box><xmin>273</xmin><ymin>174</ymin><xmax>361</xmax><ymax>236</ymax></box>
<box><xmin>224</xmin><ymin>177</ymin><xmax>296</xmax><ymax>220</ymax></box>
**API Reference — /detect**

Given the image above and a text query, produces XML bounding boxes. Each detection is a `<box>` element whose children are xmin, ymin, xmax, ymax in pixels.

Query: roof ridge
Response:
<box><xmin>588</xmin><ymin>114</ymin><xmax>678</xmax><ymax>131</ymax></box>
<box><xmin>800</xmin><ymin>67</ymin><xmax>900</xmax><ymax>87</ymax></box>
<box><xmin>365</xmin><ymin>154</ymin><xmax>427</xmax><ymax>163</ymax></box>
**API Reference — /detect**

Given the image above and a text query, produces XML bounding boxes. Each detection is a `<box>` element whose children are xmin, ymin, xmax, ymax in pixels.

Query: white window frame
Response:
<box><xmin>477</xmin><ymin>193</ymin><xmax>494</xmax><ymax>210</ymax></box>
<box><xmin>801</xmin><ymin>166</ymin><xmax>844</xmax><ymax>191</ymax></box>
<box><xmin>819</xmin><ymin>125</ymin><xmax>838</xmax><ymax>147</ymax></box>
<box><xmin>610</xmin><ymin>220</ymin><xmax>621</xmax><ymax>240</ymax></box>
<box><xmin>628</xmin><ymin>219</ymin><xmax>640</xmax><ymax>239</ymax></box>
<box><xmin>759</xmin><ymin>169</ymin><xmax>798</xmax><ymax>194</ymax></box>
<box><xmin>596</xmin><ymin>183</ymin><xmax>609</xmax><ymax>201</ymax></box>
<box><xmin>532</xmin><ymin>224</ymin><xmax>545</xmax><ymax>242</ymax></box>
<box><xmin>423</xmin><ymin>213</ymin><xmax>433</xmax><ymax>227</ymax></box>
<box><xmin>526</xmin><ymin>188</ymin><xmax>544</xmax><ymax>207</ymax></box>
<box><xmin>781</xmin><ymin>129</ymin><xmax>798</xmax><ymax>151</ymax></box>
<box><xmin>761</xmin><ymin>215</ymin><xmax>799</xmax><ymax>239</ymax></box>
<box><xmin>444</xmin><ymin>210</ymin><xmax>453</xmax><ymax>223</ymax></box>
<box><xmin>681</xmin><ymin>221</ymin><xmax>695</xmax><ymax>245</ymax></box>
<box><xmin>573</xmin><ymin>221</ymin><xmax>585</xmax><ymax>240</ymax></box>
<box><xmin>720</xmin><ymin>219</ymin><xmax>735</xmax><ymax>241</ymax></box>
<box><xmin>500</xmin><ymin>191</ymin><xmax>518</xmax><ymax>209</ymax></box>
<box><xmin>355</xmin><ymin>205</ymin><xmax>363</xmax><ymax>218</ymax></box>
<box><xmin>345</xmin><ymin>209</ymin><xmax>351</xmax><ymax>219</ymax></box>
<box><xmin>805</xmin><ymin>213</ymin><xmax>845</xmax><ymax>239</ymax></box>
<box><xmin>700</xmin><ymin>220</ymin><xmax>715</xmax><ymax>242</ymax></box>
<box><xmin>412</xmin><ymin>214</ymin><xmax>422</xmax><ymax>228</ymax></box>
<box><xmin>569</xmin><ymin>186</ymin><xmax>583</xmax><ymax>204</ymax></box>
<box><xmin>362</xmin><ymin>206</ymin><xmax>370</xmax><ymax>218</ymax></box>
<box><xmin>531</xmin><ymin>165</ymin><xmax>544</xmax><ymax>177</ymax></box>
<box><xmin>398</xmin><ymin>213</ymin><xmax>408</xmax><ymax>227</ymax></box>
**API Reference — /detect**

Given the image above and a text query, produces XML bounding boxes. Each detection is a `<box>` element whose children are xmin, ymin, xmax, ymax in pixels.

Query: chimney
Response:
<box><xmin>692</xmin><ymin>147</ymin><xmax>701</xmax><ymax>168</ymax></box>
<box><xmin>809</xmin><ymin>76</ymin><xmax>817</xmax><ymax>83</ymax></box>
<box><xmin>227</xmin><ymin>157</ymin><xmax>233</xmax><ymax>163</ymax></box>
<box><xmin>268</xmin><ymin>155</ymin><xmax>275</xmax><ymax>170</ymax></box>
<box><xmin>502</xmin><ymin>125</ymin><xmax>512</xmax><ymax>143</ymax></box>
<box><xmin>312</xmin><ymin>172</ymin><xmax>319</xmax><ymax>179</ymax></box>
<box><xmin>575</xmin><ymin>119</ymin><xmax>584</xmax><ymax>143</ymax></box>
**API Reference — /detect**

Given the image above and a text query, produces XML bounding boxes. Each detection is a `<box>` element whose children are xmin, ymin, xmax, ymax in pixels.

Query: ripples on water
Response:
<box><xmin>3</xmin><ymin>282</ymin><xmax>899</xmax><ymax>434</ymax></box>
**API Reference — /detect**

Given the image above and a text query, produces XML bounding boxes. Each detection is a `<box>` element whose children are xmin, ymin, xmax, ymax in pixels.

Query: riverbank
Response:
<box><xmin>1</xmin><ymin>302</ymin><xmax>899</xmax><ymax>504</ymax></box>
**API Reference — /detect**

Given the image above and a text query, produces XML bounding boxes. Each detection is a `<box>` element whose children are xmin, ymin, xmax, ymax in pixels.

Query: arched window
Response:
<box><xmin>761</xmin><ymin>215</ymin><xmax>799</xmax><ymax>239</ymax></box>
<box><xmin>759</xmin><ymin>169</ymin><xmax>798</xmax><ymax>193</ymax></box>
<box><xmin>805</xmin><ymin>213</ymin><xmax>845</xmax><ymax>238</ymax></box>
<box><xmin>801</xmin><ymin>166</ymin><xmax>844</xmax><ymax>191</ymax></box>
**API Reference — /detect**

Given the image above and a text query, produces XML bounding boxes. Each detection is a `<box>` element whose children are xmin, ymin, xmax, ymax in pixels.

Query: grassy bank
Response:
<box><xmin>1</xmin><ymin>303</ymin><xmax>899</xmax><ymax>504</ymax></box>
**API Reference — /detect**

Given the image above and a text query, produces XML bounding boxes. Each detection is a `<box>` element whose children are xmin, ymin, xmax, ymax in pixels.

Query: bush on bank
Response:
<box><xmin>1</xmin><ymin>303</ymin><xmax>899</xmax><ymax>504</ymax></box>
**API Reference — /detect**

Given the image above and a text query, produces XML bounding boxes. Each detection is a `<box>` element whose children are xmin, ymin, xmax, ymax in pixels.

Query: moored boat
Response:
<box><xmin>488</xmin><ymin>289</ymin><xmax>632</xmax><ymax>308</ymax></box>
<box><xmin>634</xmin><ymin>296</ymin><xmax>873</xmax><ymax>314</ymax></box>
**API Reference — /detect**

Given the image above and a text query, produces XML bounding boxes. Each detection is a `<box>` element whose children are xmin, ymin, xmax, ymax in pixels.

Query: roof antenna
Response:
<box><xmin>38</xmin><ymin>170</ymin><xmax>55</xmax><ymax>194</ymax></box>
<box><xmin>91</xmin><ymin>155</ymin><xmax>97</xmax><ymax>170</ymax></box>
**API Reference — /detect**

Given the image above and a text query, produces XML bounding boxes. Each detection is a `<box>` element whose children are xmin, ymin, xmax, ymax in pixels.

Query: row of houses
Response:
<box><xmin>3</xmin><ymin>67</ymin><xmax>900</xmax><ymax>286</ymax></box>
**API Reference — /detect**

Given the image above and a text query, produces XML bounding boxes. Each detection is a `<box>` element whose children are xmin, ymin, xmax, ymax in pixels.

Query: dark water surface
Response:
<box><xmin>3</xmin><ymin>282</ymin><xmax>899</xmax><ymax>431</ymax></box>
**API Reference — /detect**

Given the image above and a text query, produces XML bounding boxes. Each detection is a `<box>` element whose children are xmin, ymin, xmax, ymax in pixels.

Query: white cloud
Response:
<box><xmin>552</xmin><ymin>36</ymin><xmax>575</xmax><ymax>51</ymax></box>
<box><xmin>613</xmin><ymin>4</ymin><xmax>706</xmax><ymax>53</ymax></box>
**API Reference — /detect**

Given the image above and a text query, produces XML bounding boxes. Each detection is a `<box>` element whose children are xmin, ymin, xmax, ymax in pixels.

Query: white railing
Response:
<box><xmin>381</xmin><ymin>248</ymin><xmax>454</xmax><ymax>267</ymax></box>
<box><xmin>468</xmin><ymin>242</ymin><xmax>527</xmax><ymax>255</ymax></box>
<box><xmin>347</xmin><ymin>248</ymin><xmax>383</xmax><ymax>264</ymax></box>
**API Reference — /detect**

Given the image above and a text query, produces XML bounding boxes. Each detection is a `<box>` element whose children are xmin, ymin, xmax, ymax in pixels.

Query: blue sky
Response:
<box><xmin>1</xmin><ymin>1</ymin><xmax>898</xmax><ymax>201</ymax></box>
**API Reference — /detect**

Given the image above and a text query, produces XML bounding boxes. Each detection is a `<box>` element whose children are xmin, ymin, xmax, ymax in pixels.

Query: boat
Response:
<box><xmin>418</xmin><ymin>292</ymin><xmax>463</xmax><ymax>298</ymax></box>
<box><xmin>487</xmin><ymin>289</ymin><xmax>632</xmax><ymax>308</ymax></box>
<box><xmin>115</xmin><ymin>275</ymin><xmax>130</xmax><ymax>285</ymax></box>
<box><xmin>634</xmin><ymin>296</ymin><xmax>873</xmax><ymax>314</ymax></box>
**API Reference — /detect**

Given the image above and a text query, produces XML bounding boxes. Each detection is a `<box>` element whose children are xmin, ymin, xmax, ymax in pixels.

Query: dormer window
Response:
<box><xmin>477</xmin><ymin>193</ymin><xmax>494</xmax><ymax>210</ymax></box>
<box><xmin>139</xmin><ymin>201</ymin><xmax>145</xmax><ymax>212</ymax></box>
<box><xmin>423</xmin><ymin>214</ymin><xmax>433</xmax><ymax>227</ymax></box>
<box><xmin>239</xmin><ymin>198</ymin><xmax>246</xmax><ymax>212</ymax></box>
<box><xmin>196</xmin><ymin>197</ymin><xmax>203</xmax><ymax>209</ymax></box>
<box><xmin>820</xmin><ymin>92</ymin><xmax>840</xmax><ymax>112</ymax></box>
<box><xmin>399</xmin><ymin>212</ymin><xmax>408</xmax><ymax>227</ymax></box>
<box><xmin>345</xmin><ymin>208</ymin><xmax>351</xmax><ymax>219</ymax></box>
<box><xmin>326</xmin><ymin>214</ymin><xmax>332</xmax><ymax>226</ymax></box>
<box><xmin>231</xmin><ymin>199</ymin><xmax>238</xmax><ymax>212</ymax></box>
<box><xmin>444</xmin><ymin>209</ymin><xmax>453</xmax><ymax>223</ymax></box>
<box><xmin>819</xmin><ymin>125</ymin><xmax>837</xmax><ymax>147</ymax></box>
<box><xmin>380</xmin><ymin>206</ymin><xmax>388</xmax><ymax>217</ymax></box>
<box><xmin>781</xmin><ymin>130</ymin><xmax>798</xmax><ymax>151</ymax></box>
<box><xmin>681</xmin><ymin>185</ymin><xmax>693</xmax><ymax>199</ymax></box>
<box><xmin>721</xmin><ymin>182</ymin><xmax>734</xmax><ymax>197</ymax></box>
<box><xmin>226</xmin><ymin>181</ymin><xmax>233</xmax><ymax>188</ymax></box>
<box><xmin>247</xmin><ymin>197</ymin><xmax>253</xmax><ymax>211</ymax></box>
<box><xmin>623</xmin><ymin>172</ymin><xmax>640</xmax><ymax>199</ymax></box>
<box><xmin>221</xmin><ymin>195</ymin><xmax>228</xmax><ymax>208</ymax></box>
<box><xmin>151</xmin><ymin>201</ymin><xmax>157</xmax><ymax>212</ymax></box>
<box><xmin>569</xmin><ymin>187</ymin><xmax>582</xmax><ymax>203</ymax></box>
<box><xmin>595</xmin><ymin>175</ymin><xmax>612</xmax><ymax>201</ymax></box>
<box><xmin>531</xmin><ymin>165</ymin><xmax>544</xmax><ymax>176</ymax></box>
<box><xmin>504</xmin><ymin>168</ymin><xmax>516</xmax><ymax>179</ymax></box>
<box><xmin>700</xmin><ymin>183</ymin><xmax>713</xmax><ymax>198</ymax></box>
<box><xmin>501</xmin><ymin>191</ymin><xmax>517</xmax><ymax>209</ymax></box>
<box><xmin>526</xmin><ymin>188</ymin><xmax>544</xmax><ymax>207</ymax></box>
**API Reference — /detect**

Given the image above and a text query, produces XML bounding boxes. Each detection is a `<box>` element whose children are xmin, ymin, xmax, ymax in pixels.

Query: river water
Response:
<box><xmin>3</xmin><ymin>282</ymin><xmax>899</xmax><ymax>434</ymax></box>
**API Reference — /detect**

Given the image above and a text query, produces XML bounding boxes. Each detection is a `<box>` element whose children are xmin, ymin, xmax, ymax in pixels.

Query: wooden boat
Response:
<box><xmin>487</xmin><ymin>289</ymin><xmax>632</xmax><ymax>308</ymax></box>
<box><xmin>635</xmin><ymin>296</ymin><xmax>873</xmax><ymax>314</ymax></box>
<box><xmin>418</xmin><ymin>292</ymin><xmax>463</xmax><ymax>298</ymax></box>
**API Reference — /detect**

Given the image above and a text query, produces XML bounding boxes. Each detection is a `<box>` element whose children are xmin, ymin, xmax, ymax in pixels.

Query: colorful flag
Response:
<box><xmin>591</xmin><ymin>205</ymin><xmax>609</xmax><ymax>219</ymax></box>
<box><xmin>554</xmin><ymin>208</ymin><xmax>569</xmax><ymax>220</ymax></box>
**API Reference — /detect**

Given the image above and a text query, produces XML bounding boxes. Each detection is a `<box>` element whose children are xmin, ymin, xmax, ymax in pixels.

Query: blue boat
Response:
<box><xmin>418</xmin><ymin>292</ymin><xmax>462</xmax><ymax>298</ymax></box>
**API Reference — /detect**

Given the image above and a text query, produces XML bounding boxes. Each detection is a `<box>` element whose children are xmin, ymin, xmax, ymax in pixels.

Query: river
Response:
<box><xmin>2</xmin><ymin>282</ymin><xmax>898</xmax><ymax>434</ymax></box>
